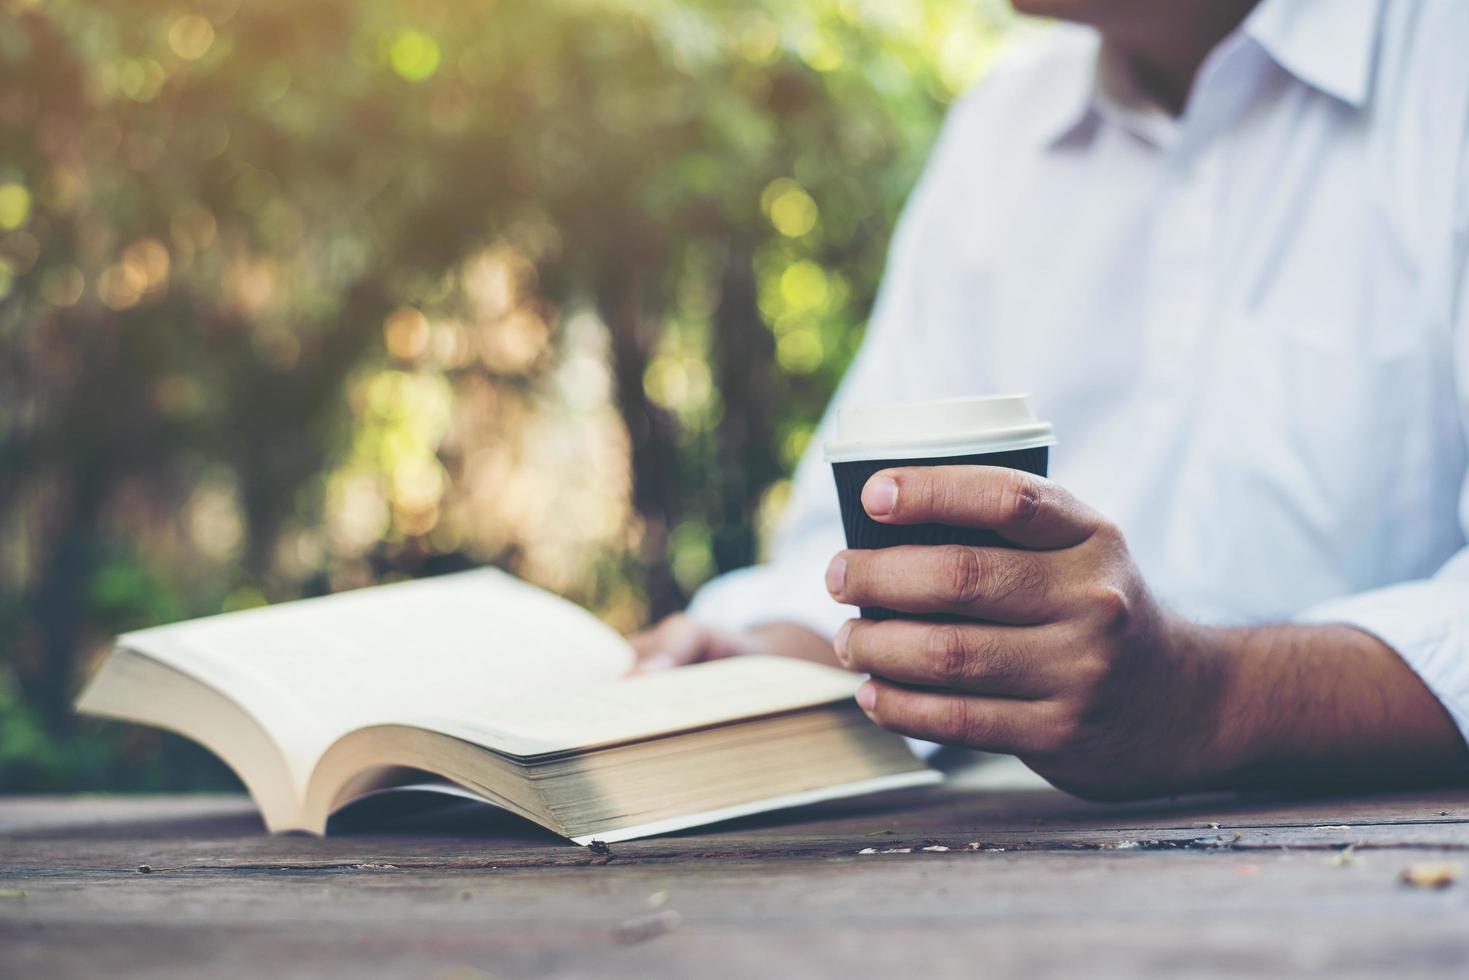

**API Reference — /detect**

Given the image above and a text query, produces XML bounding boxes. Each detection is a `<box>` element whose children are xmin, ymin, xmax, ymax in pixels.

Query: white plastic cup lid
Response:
<box><xmin>823</xmin><ymin>394</ymin><xmax>1055</xmax><ymax>463</ymax></box>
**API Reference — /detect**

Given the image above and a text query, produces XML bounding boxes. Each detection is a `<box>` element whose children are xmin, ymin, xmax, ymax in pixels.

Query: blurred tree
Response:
<box><xmin>0</xmin><ymin>0</ymin><xmax>1018</xmax><ymax>790</ymax></box>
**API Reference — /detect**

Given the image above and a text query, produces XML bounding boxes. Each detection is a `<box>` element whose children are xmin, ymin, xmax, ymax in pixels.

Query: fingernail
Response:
<box><xmin>863</xmin><ymin>476</ymin><xmax>898</xmax><ymax>517</ymax></box>
<box><xmin>641</xmin><ymin>654</ymin><xmax>677</xmax><ymax>672</ymax></box>
<box><xmin>826</xmin><ymin>557</ymin><xmax>847</xmax><ymax>597</ymax></box>
<box><xmin>855</xmin><ymin>681</ymin><xmax>876</xmax><ymax>713</ymax></box>
<box><xmin>833</xmin><ymin>621</ymin><xmax>854</xmax><ymax>666</ymax></box>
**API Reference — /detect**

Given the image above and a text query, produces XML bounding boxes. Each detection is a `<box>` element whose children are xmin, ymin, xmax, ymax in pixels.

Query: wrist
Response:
<box><xmin>1175</xmin><ymin>621</ymin><xmax>1450</xmax><ymax>792</ymax></box>
<box><xmin>1159</xmin><ymin>614</ymin><xmax>1260</xmax><ymax>791</ymax></box>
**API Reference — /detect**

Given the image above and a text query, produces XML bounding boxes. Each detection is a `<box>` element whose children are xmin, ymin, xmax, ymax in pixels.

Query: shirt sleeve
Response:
<box><xmin>1296</xmin><ymin>121</ymin><xmax>1469</xmax><ymax>742</ymax></box>
<box><xmin>686</xmin><ymin>102</ymin><xmax>974</xmax><ymax>641</ymax></box>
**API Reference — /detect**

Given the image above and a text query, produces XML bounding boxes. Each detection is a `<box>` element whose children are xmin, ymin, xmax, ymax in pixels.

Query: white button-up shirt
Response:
<box><xmin>689</xmin><ymin>0</ymin><xmax>1469</xmax><ymax>740</ymax></box>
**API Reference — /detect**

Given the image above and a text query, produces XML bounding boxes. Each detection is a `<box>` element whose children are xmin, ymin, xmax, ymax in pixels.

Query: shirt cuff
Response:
<box><xmin>686</xmin><ymin>562</ymin><xmax>854</xmax><ymax>641</ymax></box>
<box><xmin>1297</xmin><ymin>581</ymin><xmax>1469</xmax><ymax>741</ymax></box>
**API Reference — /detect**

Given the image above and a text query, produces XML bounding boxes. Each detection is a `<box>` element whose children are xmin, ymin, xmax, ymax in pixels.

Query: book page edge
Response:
<box><xmin>569</xmin><ymin>768</ymin><xmax>944</xmax><ymax>846</ymax></box>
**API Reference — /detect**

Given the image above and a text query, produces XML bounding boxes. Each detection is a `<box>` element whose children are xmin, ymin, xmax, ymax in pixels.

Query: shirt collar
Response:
<box><xmin>1036</xmin><ymin>0</ymin><xmax>1384</xmax><ymax>149</ymax></box>
<box><xmin>1243</xmin><ymin>0</ymin><xmax>1384</xmax><ymax>109</ymax></box>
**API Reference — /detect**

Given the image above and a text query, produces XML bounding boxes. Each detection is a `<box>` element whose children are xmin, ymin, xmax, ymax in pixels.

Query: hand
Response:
<box><xmin>630</xmin><ymin>615</ymin><xmax>848</xmax><ymax>673</ymax></box>
<box><xmin>628</xmin><ymin>614</ymin><xmax>760</xmax><ymax>672</ymax></box>
<box><xmin>825</xmin><ymin>465</ymin><xmax>1230</xmax><ymax>800</ymax></box>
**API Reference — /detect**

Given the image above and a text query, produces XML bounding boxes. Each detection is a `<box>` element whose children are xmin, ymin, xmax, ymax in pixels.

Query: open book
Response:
<box><xmin>76</xmin><ymin>570</ymin><xmax>938</xmax><ymax>844</ymax></box>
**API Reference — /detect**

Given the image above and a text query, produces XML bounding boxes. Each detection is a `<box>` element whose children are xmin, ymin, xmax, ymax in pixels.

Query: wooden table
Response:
<box><xmin>5</xmin><ymin>784</ymin><xmax>1469</xmax><ymax>978</ymax></box>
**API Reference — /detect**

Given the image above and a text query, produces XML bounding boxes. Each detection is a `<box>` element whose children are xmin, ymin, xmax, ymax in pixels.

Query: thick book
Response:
<box><xmin>75</xmin><ymin>570</ymin><xmax>938</xmax><ymax>844</ymax></box>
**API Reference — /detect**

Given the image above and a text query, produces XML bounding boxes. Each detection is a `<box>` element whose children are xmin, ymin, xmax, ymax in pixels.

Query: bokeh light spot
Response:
<box><xmin>186</xmin><ymin>477</ymin><xmax>245</xmax><ymax>562</ymax></box>
<box><xmin>776</xmin><ymin>326</ymin><xmax>824</xmax><ymax>374</ymax></box>
<box><xmin>0</xmin><ymin>183</ymin><xmax>31</xmax><ymax>230</ymax></box>
<box><xmin>256</xmin><ymin>64</ymin><xmax>292</xmax><ymax>103</ymax></box>
<box><xmin>384</xmin><ymin>307</ymin><xmax>431</xmax><ymax>361</ymax></box>
<box><xmin>732</xmin><ymin>16</ymin><xmax>779</xmax><ymax>64</ymax></box>
<box><xmin>669</xmin><ymin>520</ymin><xmax>716</xmax><ymax>593</ymax></box>
<box><xmin>779</xmin><ymin>260</ymin><xmax>829</xmax><ymax>312</ymax></box>
<box><xmin>800</xmin><ymin>33</ymin><xmax>845</xmax><ymax>73</ymax></box>
<box><xmin>390</xmin><ymin>30</ymin><xmax>441</xmax><ymax>82</ymax></box>
<box><xmin>764</xmin><ymin>180</ymin><xmax>819</xmax><ymax>238</ymax></box>
<box><xmin>168</xmin><ymin>15</ymin><xmax>215</xmax><ymax>61</ymax></box>
<box><xmin>118</xmin><ymin>59</ymin><xmax>167</xmax><ymax>101</ymax></box>
<box><xmin>39</xmin><ymin>266</ymin><xmax>85</xmax><ymax>307</ymax></box>
<box><xmin>644</xmin><ymin>352</ymin><xmax>713</xmax><ymax>414</ymax></box>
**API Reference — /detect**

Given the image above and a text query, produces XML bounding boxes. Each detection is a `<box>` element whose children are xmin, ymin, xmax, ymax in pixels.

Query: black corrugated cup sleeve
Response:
<box><xmin>831</xmin><ymin>446</ymin><xmax>1050</xmax><ymax>622</ymax></box>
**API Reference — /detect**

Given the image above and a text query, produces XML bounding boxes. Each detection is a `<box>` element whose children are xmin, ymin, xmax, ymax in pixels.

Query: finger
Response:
<box><xmin>630</xmin><ymin>615</ymin><xmax>709</xmax><ymax>672</ymax></box>
<box><xmin>830</xmin><ymin>544</ymin><xmax>1062</xmax><ymax>623</ymax></box>
<box><xmin>628</xmin><ymin>615</ymin><xmax>688</xmax><ymax>659</ymax></box>
<box><xmin>835</xmin><ymin>618</ymin><xmax>1062</xmax><ymax>698</ymax></box>
<box><xmin>861</xmin><ymin>466</ymin><xmax>1100</xmax><ymax>549</ymax></box>
<box><xmin>627</xmin><ymin>629</ymin><xmax>662</xmax><ymax>658</ymax></box>
<box><xmin>855</xmin><ymin>679</ymin><xmax>1053</xmax><ymax>755</ymax></box>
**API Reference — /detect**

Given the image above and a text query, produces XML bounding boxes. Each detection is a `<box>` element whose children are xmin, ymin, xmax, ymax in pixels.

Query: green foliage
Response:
<box><xmin>0</xmin><ymin>0</ymin><xmax>1016</xmax><ymax>791</ymax></box>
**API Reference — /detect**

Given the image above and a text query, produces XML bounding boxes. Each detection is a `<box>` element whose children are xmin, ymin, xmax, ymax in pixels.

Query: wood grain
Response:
<box><xmin>4</xmin><ymin>786</ymin><xmax>1469</xmax><ymax>978</ymax></box>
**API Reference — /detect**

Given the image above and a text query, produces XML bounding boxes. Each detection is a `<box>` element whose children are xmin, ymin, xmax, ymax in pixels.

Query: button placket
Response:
<box><xmin>1144</xmin><ymin>147</ymin><xmax>1221</xmax><ymax>389</ymax></box>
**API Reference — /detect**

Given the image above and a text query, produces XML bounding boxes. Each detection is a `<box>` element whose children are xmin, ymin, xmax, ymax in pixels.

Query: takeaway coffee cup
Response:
<box><xmin>823</xmin><ymin>394</ymin><xmax>1055</xmax><ymax>621</ymax></box>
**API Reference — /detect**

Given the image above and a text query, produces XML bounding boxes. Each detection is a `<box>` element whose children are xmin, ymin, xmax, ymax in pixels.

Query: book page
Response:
<box><xmin>118</xmin><ymin>569</ymin><xmax>633</xmax><ymax>793</ymax></box>
<box><xmin>406</xmin><ymin>655</ymin><xmax>863</xmax><ymax>758</ymax></box>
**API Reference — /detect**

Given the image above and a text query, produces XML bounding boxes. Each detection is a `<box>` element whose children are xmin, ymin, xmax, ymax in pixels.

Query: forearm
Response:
<box><xmin>1193</xmin><ymin>619</ymin><xmax>1469</xmax><ymax>791</ymax></box>
<box><xmin>747</xmin><ymin>622</ymin><xmax>844</xmax><ymax>669</ymax></box>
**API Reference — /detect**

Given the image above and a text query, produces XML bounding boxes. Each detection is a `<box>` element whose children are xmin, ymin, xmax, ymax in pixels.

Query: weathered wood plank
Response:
<box><xmin>8</xmin><ymin>786</ymin><xmax>1469</xmax><ymax>871</ymax></box>
<box><xmin>5</xmin><ymin>847</ymin><xmax>1469</xmax><ymax>979</ymax></box>
<box><xmin>0</xmin><ymin>794</ymin><xmax>258</xmax><ymax>836</ymax></box>
<box><xmin>4</xmin><ymin>788</ymin><xmax>1469</xmax><ymax>979</ymax></box>
<box><xmin>7</xmin><ymin>819</ymin><xmax>1469</xmax><ymax>879</ymax></box>
<box><xmin>8</xmin><ymin>783</ymin><xmax>1469</xmax><ymax>839</ymax></box>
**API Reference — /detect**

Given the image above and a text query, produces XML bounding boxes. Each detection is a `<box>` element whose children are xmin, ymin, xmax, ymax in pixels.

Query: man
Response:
<box><xmin>632</xmin><ymin>0</ymin><xmax>1469</xmax><ymax>799</ymax></box>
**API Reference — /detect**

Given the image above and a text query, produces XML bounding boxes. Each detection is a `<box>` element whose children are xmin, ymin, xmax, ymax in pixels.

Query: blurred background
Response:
<box><xmin>0</xmin><ymin>0</ymin><xmax>1024</xmax><ymax>792</ymax></box>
